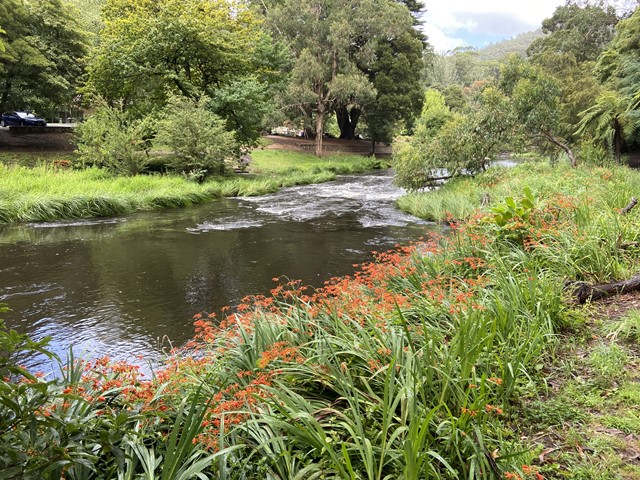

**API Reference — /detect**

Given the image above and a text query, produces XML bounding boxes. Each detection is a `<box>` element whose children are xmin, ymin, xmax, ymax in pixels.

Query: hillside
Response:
<box><xmin>476</xmin><ymin>29</ymin><xmax>544</xmax><ymax>61</ymax></box>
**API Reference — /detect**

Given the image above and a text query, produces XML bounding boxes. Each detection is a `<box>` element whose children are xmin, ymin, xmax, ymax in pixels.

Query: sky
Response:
<box><xmin>421</xmin><ymin>0</ymin><xmax>566</xmax><ymax>52</ymax></box>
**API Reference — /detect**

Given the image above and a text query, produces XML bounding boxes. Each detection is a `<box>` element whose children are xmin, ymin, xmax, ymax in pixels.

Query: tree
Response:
<box><xmin>66</xmin><ymin>0</ymin><xmax>106</xmax><ymax>35</ymax></box>
<box><xmin>156</xmin><ymin>96</ymin><xmax>238</xmax><ymax>180</ymax></box>
<box><xmin>575</xmin><ymin>89</ymin><xmax>640</xmax><ymax>162</ymax></box>
<box><xmin>577</xmin><ymin>7</ymin><xmax>640</xmax><ymax>158</ymax></box>
<box><xmin>331</xmin><ymin>0</ymin><xmax>425</xmax><ymax>142</ymax></box>
<box><xmin>527</xmin><ymin>2</ymin><xmax>618</xmax><ymax>63</ymax></box>
<box><xmin>500</xmin><ymin>57</ymin><xmax>577</xmax><ymax>166</ymax></box>
<box><xmin>0</xmin><ymin>0</ymin><xmax>89</xmax><ymax>113</ymax></box>
<box><xmin>597</xmin><ymin>6</ymin><xmax>640</xmax><ymax>99</ymax></box>
<box><xmin>86</xmin><ymin>0</ymin><xmax>275</xmax><ymax>144</ymax></box>
<box><xmin>357</xmin><ymin>29</ymin><xmax>424</xmax><ymax>150</ymax></box>
<box><xmin>394</xmin><ymin>86</ymin><xmax>513</xmax><ymax>190</ymax></box>
<box><xmin>267</xmin><ymin>0</ymin><xmax>415</xmax><ymax>156</ymax></box>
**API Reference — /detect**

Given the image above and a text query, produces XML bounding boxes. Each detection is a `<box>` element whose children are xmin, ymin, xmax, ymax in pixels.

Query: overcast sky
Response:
<box><xmin>421</xmin><ymin>0</ymin><xmax>566</xmax><ymax>52</ymax></box>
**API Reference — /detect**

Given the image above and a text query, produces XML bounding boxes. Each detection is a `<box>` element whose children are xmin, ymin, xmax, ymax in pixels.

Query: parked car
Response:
<box><xmin>0</xmin><ymin>111</ymin><xmax>47</xmax><ymax>127</ymax></box>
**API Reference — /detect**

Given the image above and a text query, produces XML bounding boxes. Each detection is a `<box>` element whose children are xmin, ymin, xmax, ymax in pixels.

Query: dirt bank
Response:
<box><xmin>263</xmin><ymin>135</ymin><xmax>392</xmax><ymax>156</ymax></box>
<box><xmin>0</xmin><ymin>126</ymin><xmax>75</xmax><ymax>152</ymax></box>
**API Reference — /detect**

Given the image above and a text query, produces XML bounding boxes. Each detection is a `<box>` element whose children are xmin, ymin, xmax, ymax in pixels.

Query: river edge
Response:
<box><xmin>0</xmin><ymin>149</ymin><xmax>386</xmax><ymax>224</ymax></box>
<box><xmin>2</xmin><ymin>160</ymin><xmax>640</xmax><ymax>477</ymax></box>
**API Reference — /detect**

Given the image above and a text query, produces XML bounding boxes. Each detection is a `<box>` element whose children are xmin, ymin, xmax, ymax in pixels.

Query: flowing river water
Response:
<box><xmin>0</xmin><ymin>170</ymin><xmax>436</xmax><ymax>372</ymax></box>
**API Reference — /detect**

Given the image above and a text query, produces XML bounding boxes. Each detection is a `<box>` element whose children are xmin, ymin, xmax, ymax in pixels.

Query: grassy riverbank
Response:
<box><xmin>0</xmin><ymin>150</ymin><xmax>383</xmax><ymax>224</ymax></box>
<box><xmin>2</xmin><ymin>160</ymin><xmax>640</xmax><ymax>478</ymax></box>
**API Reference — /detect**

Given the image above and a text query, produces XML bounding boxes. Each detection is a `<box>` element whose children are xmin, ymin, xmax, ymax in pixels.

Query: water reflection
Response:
<box><xmin>0</xmin><ymin>171</ymin><xmax>434</xmax><ymax>371</ymax></box>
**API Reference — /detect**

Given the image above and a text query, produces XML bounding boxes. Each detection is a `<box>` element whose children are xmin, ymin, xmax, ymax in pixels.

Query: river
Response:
<box><xmin>0</xmin><ymin>170</ymin><xmax>435</xmax><ymax>372</ymax></box>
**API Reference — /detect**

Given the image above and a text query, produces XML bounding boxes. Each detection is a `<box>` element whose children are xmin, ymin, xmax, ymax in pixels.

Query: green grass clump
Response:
<box><xmin>0</xmin><ymin>150</ymin><xmax>382</xmax><ymax>224</ymax></box>
<box><xmin>397</xmin><ymin>161</ymin><xmax>640</xmax><ymax>223</ymax></box>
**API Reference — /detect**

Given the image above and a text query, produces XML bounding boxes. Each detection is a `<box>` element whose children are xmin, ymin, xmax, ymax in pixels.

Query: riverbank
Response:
<box><xmin>0</xmin><ymin>150</ymin><xmax>383</xmax><ymax>224</ymax></box>
<box><xmin>3</xmin><ymin>159</ymin><xmax>639</xmax><ymax>478</ymax></box>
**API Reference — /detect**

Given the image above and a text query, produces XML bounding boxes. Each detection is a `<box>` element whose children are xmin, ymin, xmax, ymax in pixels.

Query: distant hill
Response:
<box><xmin>476</xmin><ymin>29</ymin><xmax>544</xmax><ymax>61</ymax></box>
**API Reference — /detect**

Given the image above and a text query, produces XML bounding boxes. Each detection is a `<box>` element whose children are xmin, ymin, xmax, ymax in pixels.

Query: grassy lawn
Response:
<box><xmin>0</xmin><ymin>150</ymin><xmax>383</xmax><ymax>224</ymax></box>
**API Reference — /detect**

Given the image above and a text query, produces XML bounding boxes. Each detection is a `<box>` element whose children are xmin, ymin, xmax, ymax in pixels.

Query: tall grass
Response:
<box><xmin>0</xmin><ymin>151</ymin><xmax>382</xmax><ymax>224</ymax></box>
<box><xmin>397</xmin><ymin>161</ymin><xmax>640</xmax><ymax>224</ymax></box>
<box><xmin>3</xmin><ymin>160</ymin><xmax>640</xmax><ymax>478</ymax></box>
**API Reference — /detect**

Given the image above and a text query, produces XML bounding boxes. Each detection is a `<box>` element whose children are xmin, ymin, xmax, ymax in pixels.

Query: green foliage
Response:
<box><xmin>500</xmin><ymin>57</ymin><xmax>577</xmax><ymax>165</ymax></box>
<box><xmin>394</xmin><ymin>86</ymin><xmax>513</xmax><ymax>190</ymax></box>
<box><xmin>0</xmin><ymin>0</ymin><xmax>90</xmax><ymax>113</ymax></box>
<box><xmin>578</xmin><ymin>135</ymin><xmax>615</xmax><ymax>166</ymax></box>
<box><xmin>66</xmin><ymin>0</ymin><xmax>105</xmax><ymax>35</ymax></box>
<box><xmin>490</xmin><ymin>187</ymin><xmax>536</xmax><ymax>227</ymax></box>
<box><xmin>589</xmin><ymin>343</ymin><xmax>628</xmax><ymax>387</ymax></box>
<box><xmin>86</xmin><ymin>0</ymin><xmax>269</xmax><ymax>138</ymax></box>
<box><xmin>156</xmin><ymin>96</ymin><xmax>238</xmax><ymax>181</ymax></box>
<box><xmin>417</xmin><ymin>89</ymin><xmax>452</xmax><ymax>134</ymax></box>
<box><xmin>266</xmin><ymin>0</ymin><xmax>416</xmax><ymax>155</ymax></box>
<box><xmin>575</xmin><ymin>89</ymin><xmax>639</xmax><ymax>162</ymax></box>
<box><xmin>606</xmin><ymin>309</ymin><xmax>640</xmax><ymax>343</ymax></box>
<box><xmin>361</xmin><ymin>28</ymin><xmax>425</xmax><ymax>144</ymax></box>
<box><xmin>527</xmin><ymin>2</ymin><xmax>618</xmax><ymax>63</ymax></box>
<box><xmin>74</xmin><ymin>103</ymin><xmax>149</xmax><ymax>175</ymax></box>
<box><xmin>209</xmin><ymin>76</ymin><xmax>276</xmax><ymax>147</ymax></box>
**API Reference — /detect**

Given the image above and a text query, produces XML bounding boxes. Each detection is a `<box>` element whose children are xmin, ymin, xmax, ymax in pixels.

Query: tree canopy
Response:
<box><xmin>265</xmin><ymin>0</ymin><xmax>418</xmax><ymax>155</ymax></box>
<box><xmin>85</xmin><ymin>0</ymin><xmax>279</xmax><ymax>144</ymax></box>
<box><xmin>0</xmin><ymin>0</ymin><xmax>89</xmax><ymax>113</ymax></box>
<box><xmin>527</xmin><ymin>2</ymin><xmax>618</xmax><ymax>63</ymax></box>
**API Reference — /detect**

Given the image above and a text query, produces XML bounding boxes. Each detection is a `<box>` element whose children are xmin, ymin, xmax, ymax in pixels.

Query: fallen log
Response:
<box><xmin>569</xmin><ymin>274</ymin><xmax>640</xmax><ymax>304</ymax></box>
<box><xmin>620</xmin><ymin>196</ymin><xmax>638</xmax><ymax>215</ymax></box>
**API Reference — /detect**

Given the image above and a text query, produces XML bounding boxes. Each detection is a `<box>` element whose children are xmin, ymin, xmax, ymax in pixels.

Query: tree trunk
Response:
<box><xmin>0</xmin><ymin>80</ymin><xmax>11</xmax><ymax>110</ymax></box>
<box><xmin>569</xmin><ymin>274</ymin><xmax>640</xmax><ymax>304</ymax></box>
<box><xmin>614</xmin><ymin>120</ymin><xmax>623</xmax><ymax>164</ymax></box>
<box><xmin>544</xmin><ymin>131</ymin><xmax>576</xmax><ymax>167</ymax></box>
<box><xmin>315</xmin><ymin>105</ymin><xmax>325</xmax><ymax>157</ymax></box>
<box><xmin>370</xmin><ymin>139</ymin><xmax>376</xmax><ymax>156</ymax></box>
<box><xmin>336</xmin><ymin>106</ymin><xmax>361</xmax><ymax>140</ymax></box>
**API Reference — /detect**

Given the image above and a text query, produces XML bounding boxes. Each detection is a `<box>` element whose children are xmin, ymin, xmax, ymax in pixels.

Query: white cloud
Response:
<box><xmin>422</xmin><ymin>0</ymin><xmax>565</xmax><ymax>52</ymax></box>
<box><xmin>423</xmin><ymin>25</ymin><xmax>466</xmax><ymax>52</ymax></box>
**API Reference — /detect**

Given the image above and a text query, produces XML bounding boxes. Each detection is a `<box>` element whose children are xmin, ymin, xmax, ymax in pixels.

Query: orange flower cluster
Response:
<box><xmin>257</xmin><ymin>341</ymin><xmax>304</xmax><ymax>369</ymax></box>
<box><xmin>504</xmin><ymin>465</ymin><xmax>543</xmax><ymax>480</ymax></box>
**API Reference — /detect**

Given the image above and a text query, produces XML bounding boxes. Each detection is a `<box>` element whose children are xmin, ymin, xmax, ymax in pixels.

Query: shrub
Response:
<box><xmin>156</xmin><ymin>96</ymin><xmax>237</xmax><ymax>182</ymax></box>
<box><xmin>75</xmin><ymin>103</ymin><xmax>150</xmax><ymax>175</ymax></box>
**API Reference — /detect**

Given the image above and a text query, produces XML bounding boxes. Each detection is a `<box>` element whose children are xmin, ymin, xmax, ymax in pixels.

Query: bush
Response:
<box><xmin>75</xmin><ymin>103</ymin><xmax>150</xmax><ymax>175</ymax></box>
<box><xmin>156</xmin><ymin>96</ymin><xmax>237</xmax><ymax>182</ymax></box>
<box><xmin>578</xmin><ymin>135</ymin><xmax>614</xmax><ymax>167</ymax></box>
